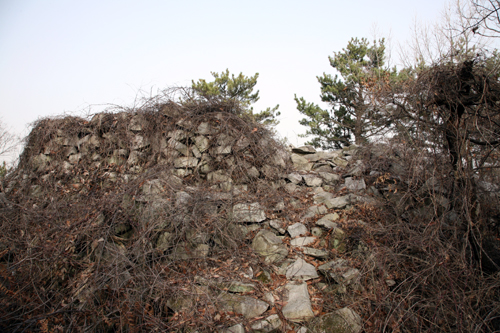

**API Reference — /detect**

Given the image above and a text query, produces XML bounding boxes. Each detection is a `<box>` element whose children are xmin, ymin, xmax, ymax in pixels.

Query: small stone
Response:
<box><xmin>324</xmin><ymin>195</ymin><xmax>352</xmax><ymax>209</ymax></box>
<box><xmin>251</xmin><ymin>314</ymin><xmax>282</xmax><ymax>332</ymax></box>
<box><xmin>311</xmin><ymin>227</ymin><xmax>324</xmax><ymax>237</ymax></box>
<box><xmin>302</xmin><ymin>247</ymin><xmax>329</xmax><ymax>259</ymax></box>
<box><xmin>290</xmin><ymin>237</ymin><xmax>316</xmax><ymax>247</ymax></box>
<box><xmin>319</xmin><ymin>172</ymin><xmax>341</xmax><ymax>184</ymax></box>
<box><xmin>223</xmin><ymin>324</ymin><xmax>245</xmax><ymax>333</ymax></box>
<box><xmin>316</xmin><ymin>213</ymin><xmax>340</xmax><ymax>229</ymax></box>
<box><xmin>309</xmin><ymin>308</ymin><xmax>362</xmax><ymax>333</ymax></box>
<box><xmin>232</xmin><ymin>203</ymin><xmax>266</xmax><ymax>223</ymax></box>
<box><xmin>270</xmin><ymin>219</ymin><xmax>286</xmax><ymax>234</ymax></box>
<box><xmin>288</xmin><ymin>223</ymin><xmax>308</xmax><ymax>238</ymax></box>
<box><xmin>174</xmin><ymin>157</ymin><xmax>199</xmax><ymax>168</ymax></box>
<box><xmin>286</xmin><ymin>258</ymin><xmax>319</xmax><ymax>281</ymax></box>
<box><xmin>287</xmin><ymin>172</ymin><xmax>303</xmax><ymax>184</ymax></box>
<box><xmin>219</xmin><ymin>294</ymin><xmax>269</xmax><ymax>319</ymax></box>
<box><xmin>303</xmin><ymin>205</ymin><xmax>328</xmax><ymax>219</ymax></box>
<box><xmin>251</xmin><ymin>229</ymin><xmax>288</xmax><ymax>263</ymax></box>
<box><xmin>194</xmin><ymin>135</ymin><xmax>210</xmax><ymax>152</ymax></box>
<box><xmin>303</xmin><ymin>174</ymin><xmax>323</xmax><ymax>187</ymax></box>
<box><xmin>284</xmin><ymin>183</ymin><xmax>299</xmax><ymax>193</ymax></box>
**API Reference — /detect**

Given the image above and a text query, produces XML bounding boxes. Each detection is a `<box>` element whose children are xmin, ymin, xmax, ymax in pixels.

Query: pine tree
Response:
<box><xmin>192</xmin><ymin>69</ymin><xmax>280</xmax><ymax>125</ymax></box>
<box><xmin>296</xmin><ymin>37</ymin><xmax>395</xmax><ymax>149</ymax></box>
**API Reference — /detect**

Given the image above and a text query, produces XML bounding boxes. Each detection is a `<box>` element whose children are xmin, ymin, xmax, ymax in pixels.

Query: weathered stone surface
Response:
<box><xmin>287</xmin><ymin>172</ymin><xmax>303</xmax><ymax>184</ymax></box>
<box><xmin>333</xmin><ymin>156</ymin><xmax>349</xmax><ymax>168</ymax></box>
<box><xmin>219</xmin><ymin>293</ymin><xmax>269</xmax><ymax>319</ymax></box>
<box><xmin>131</xmin><ymin>135</ymin><xmax>149</xmax><ymax>150</ymax></box>
<box><xmin>345</xmin><ymin>177</ymin><xmax>366</xmax><ymax>191</ymax></box>
<box><xmin>284</xmin><ymin>183</ymin><xmax>299</xmax><ymax>193</ymax></box>
<box><xmin>290</xmin><ymin>237</ymin><xmax>316</xmax><ymax>247</ymax></box>
<box><xmin>324</xmin><ymin>195</ymin><xmax>352</xmax><ymax>209</ymax></box>
<box><xmin>303</xmin><ymin>174</ymin><xmax>323</xmax><ymax>187</ymax></box>
<box><xmin>314</xmin><ymin>191</ymin><xmax>335</xmax><ymax>205</ymax></box>
<box><xmin>169</xmin><ymin>243</ymin><xmax>210</xmax><ymax>259</ymax></box>
<box><xmin>129</xmin><ymin>114</ymin><xmax>146</xmax><ymax>132</ymax></box>
<box><xmin>303</xmin><ymin>151</ymin><xmax>337</xmax><ymax>162</ymax></box>
<box><xmin>167</xmin><ymin>138</ymin><xmax>189</xmax><ymax>156</ymax></box>
<box><xmin>142</xmin><ymin>179</ymin><xmax>164</xmax><ymax>195</ymax></box>
<box><xmin>196</xmin><ymin>122</ymin><xmax>212</xmax><ymax>135</ymax></box>
<box><xmin>270</xmin><ymin>219</ymin><xmax>286</xmax><ymax>234</ymax></box>
<box><xmin>174</xmin><ymin>157</ymin><xmax>199</xmax><ymax>168</ymax></box>
<box><xmin>318</xmin><ymin>259</ymin><xmax>359</xmax><ymax>285</ymax></box>
<box><xmin>316</xmin><ymin>213</ymin><xmax>340</xmax><ymax>229</ymax></box>
<box><xmin>309</xmin><ymin>307</ymin><xmax>363</xmax><ymax>333</ymax></box>
<box><xmin>303</xmin><ymin>205</ymin><xmax>328</xmax><ymax>219</ymax></box>
<box><xmin>167</xmin><ymin>129</ymin><xmax>186</xmax><ymax>141</ymax></box>
<box><xmin>282</xmin><ymin>282</ymin><xmax>314</xmax><ymax>322</ymax></box>
<box><xmin>313</xmin><ymin>164</ymin><xmax>334</xmax><ymax>173</ymax></box>
<box><xmin>291</xmin><ymin>154</ymin><xmax>313</xmax><ymax>171</ymax></box>
<box><xmin>222</xmin><ymin>324</ymin><xmax>245</xmax><ymax>333</ymax></box>
<box><xmin>194</xmin><ymin>135</ymin><xmax>210</xmax><ymax>152</ymax></box>
<box><xmin>234</xmin><ymin>136</ymin><xmax>250</xmax><ymax>151</ymax></box>
<box><xmin>302</xmin><ymin>247</ymin><xmax>329</xmax><ymax>259</ymax></box>
<box><xmin>251</xmin><ymin>229</ymin><xmax>288</xmax><ymax>263</ymax></box>
<box><xmin>292</xmin><ymin>145</ymin><xmax>316</xmax><ymax>154</ymax></box>
<box><xmin>208</xmin><ymin>170</ymin><xmax>232</xmax><ymax>183</ymax></box>
<box><xmin>251</xmin><ymin>314</ymin><xmax>282</xmax><ymax>332</ymax></box>
<box><xmin>232</xmin><ymin>202</ymin><xmax>266</xmax><ymax>222</ymax></box>
<box><xmin>288</xmin><ymin>223</ymin><xmax>308</xmax><ymax>238</ymax></box>
<box><xmin>286</xmin><ymin>258</ymin><xmax>319</xmax><ymax>281</ymax></box>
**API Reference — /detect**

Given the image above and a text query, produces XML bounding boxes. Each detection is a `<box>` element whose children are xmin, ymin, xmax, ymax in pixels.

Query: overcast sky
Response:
<box><xmin>0</xmin><ymin>0</ymin><xmax>452</xmax><ymax>163</ymax></box>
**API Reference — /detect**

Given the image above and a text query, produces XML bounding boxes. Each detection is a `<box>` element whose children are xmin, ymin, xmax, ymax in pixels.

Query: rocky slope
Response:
<box><xmin>1</xmin><ymin>100</ymin><xmax>498</xmax><ymax>332</ymax></box>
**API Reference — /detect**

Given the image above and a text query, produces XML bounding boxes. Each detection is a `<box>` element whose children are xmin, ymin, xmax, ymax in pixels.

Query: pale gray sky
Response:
<box><xmin>0</xmin><ymin>0</ymin><xmax>451</xmax><ymax>163</ymax></box>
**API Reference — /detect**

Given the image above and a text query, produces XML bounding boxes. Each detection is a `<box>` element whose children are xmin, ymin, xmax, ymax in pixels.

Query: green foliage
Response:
<box><xmin>296</xmin><ymin>37</ymin><xmax>397</xmax><ymax>149</ymax></box>
<box><xmin>192</xmin><ymin>69</ymin><xmax>280</xmax><ymax>125</ymax></box>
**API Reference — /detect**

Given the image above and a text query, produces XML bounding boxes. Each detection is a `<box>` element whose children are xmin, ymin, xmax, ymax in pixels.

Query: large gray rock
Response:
<box><xmin>282</xmin><ymin>282</ymin><xmax>315</xmax><ymax>322</ymax></box>
<box><xmin>309</xmin><ymin>307</ymin><xmax>362</xmax><ymax>333</ymax></box>
<box><xmin>251</xmin><ymin>229</ymin><xmax>288</xmax><ymax>263</ymax></box>
<box><xmin>286</xmin><ymin>258</ymin><xmax>319</xmax><ymax>281</ymax></box>
<box><xmin>291</xmin><ymin>154</ymin><xmax>313</xmax><ymax>171</ymax></box>
<box><xmin>219</xmin><ymin>293</ymin><xmax>269</xmax><ymax>319</ymax></box>
<box><xmin>232</xmin><ymin>202</ymin><xmax>266</xmax><ymax>222</ymax></box>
